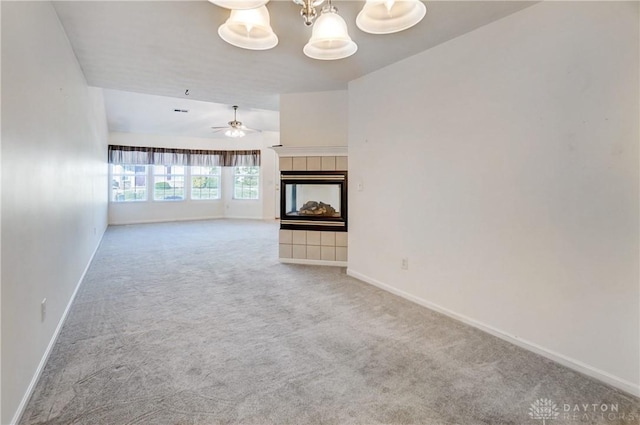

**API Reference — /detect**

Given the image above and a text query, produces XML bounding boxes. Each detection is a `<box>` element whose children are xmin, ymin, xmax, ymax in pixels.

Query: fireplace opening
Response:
<box><xmin>280</xmin><ymin>171</ymin><xmax>347</xmax><ymax>232</ymax></box>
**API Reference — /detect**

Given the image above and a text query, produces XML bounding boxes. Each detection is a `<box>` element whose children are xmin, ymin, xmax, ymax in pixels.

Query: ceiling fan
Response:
<box><xmin>211</xmin><ymin>105</ymin><xmax>259</xmax><ymax>138</ymax></box>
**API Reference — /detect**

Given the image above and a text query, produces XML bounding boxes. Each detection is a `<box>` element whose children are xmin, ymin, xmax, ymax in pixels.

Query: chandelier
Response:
<box><xmin>209</xmin><ymin>0</ymin><xmax>427</xmax><ymax>60</ymax></box>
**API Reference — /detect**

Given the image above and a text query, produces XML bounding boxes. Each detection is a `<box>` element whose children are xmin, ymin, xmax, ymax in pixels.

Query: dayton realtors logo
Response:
<box><xmin>529</xmin><ymin>398</ymin><xmax>637</xmax><ymax>423</ymax></box>
<box><xmin>529</xmin><ymin>399</ymin><xmax>560</xmax><ymax>424</ymax></box>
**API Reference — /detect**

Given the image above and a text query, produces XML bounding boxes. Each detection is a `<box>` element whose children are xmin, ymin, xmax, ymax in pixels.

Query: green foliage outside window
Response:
<box><xmin>234</xmin><ymin>166</ymin><xmax>259</xmax><ymax>200</ymax></box>
<box><xmin>191</xmin><ymin>167</ymin><xmax>220</xmax><ymax>200</ymax></box>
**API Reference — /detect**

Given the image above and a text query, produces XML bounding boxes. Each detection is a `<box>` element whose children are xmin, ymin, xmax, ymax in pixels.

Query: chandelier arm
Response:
<box><xmin>293</xmin><ymin>0</ymin><xmax>326</xmax><ymax>26</ymax></box>
<box><xmin>322</xmin><ymin>0</ymin><xmax>336</xmax><ymax>14</ymax></box>
<box><xmin>292</xmin><ymin>0</ymin><xmax>324</xmax><ymax>6</ymax></box>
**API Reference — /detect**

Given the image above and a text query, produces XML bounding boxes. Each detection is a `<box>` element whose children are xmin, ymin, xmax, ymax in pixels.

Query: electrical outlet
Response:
<box><xmin>41</xmin><ymin>298</ymin><xmax>47</xmax><ymax>322</ymax></box>
<box><xmin>401</xmin><ymin>258</ymin><xmax>409</xmax><ymax>270</ymax></box>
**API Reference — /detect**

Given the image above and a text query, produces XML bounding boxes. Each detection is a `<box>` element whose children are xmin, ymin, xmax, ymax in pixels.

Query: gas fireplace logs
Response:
<box><xmin>298</xmin><ymin>201</ymin><xmax>337</xmax><ymax>217</ymax></box>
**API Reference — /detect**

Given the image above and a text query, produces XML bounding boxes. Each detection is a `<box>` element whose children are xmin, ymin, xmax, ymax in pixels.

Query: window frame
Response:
<box><xmin>233</xmin><ymin>166</ymin><xmax>260</xmax><ymax>200</ymax></box>
<box><xmin>110</xmin><ymin>164</ymin><xmax>149</xmax><ymax>203</ymax></box>
<box><xmin>190</xmin><ymin>166</ymin><xmax>222</xmax><ymax>201</ymax></box>
<box><xmin>152</xmin><ymin>165</ymin><xmax>186</xmax><ymax>202</ymax></box>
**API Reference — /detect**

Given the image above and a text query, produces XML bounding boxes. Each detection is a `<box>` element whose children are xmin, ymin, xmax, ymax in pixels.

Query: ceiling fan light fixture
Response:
<box><xmin>218</xmin><ymin>6</ymin><xmax>278</xmax><ymax>50</ymax></box>
<box><xmin>208</xmin><ymin>0</ymin><xmax>269</xmax><ymax>10</ymax></box>
<box><xmin>212</xmin><ymin>105</ymin><xmax>259</xmax><ymax>138</ymax></box>
<box><xmin>356</xmin><ymin>0</ymin><xmax>426</xmax><ymax>35</ymax></box>
<box><xmin>225</xmin><ymin>128</ymin><xmax>247</xmax><ymax>138</ymax></box>
<box><xmin>303</xmin><ymin>7</ymin><xmax>357</xmax><ymax>60</ymax></box>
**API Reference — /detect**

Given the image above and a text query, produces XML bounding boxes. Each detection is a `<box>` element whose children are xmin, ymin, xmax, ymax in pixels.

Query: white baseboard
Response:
<box><xmin>108</xmin><ymin>216</ymin><xmax>276</xmax><ymax>226</ymax></box>
<box><xmin>108</xmin><ymin>215</ymin><xmax>224</xmax><ymax>226</ymax></box>
<box><xmin>222</xmin><ymin>216</ymin><xmax>266</xmax><ymax>220</ymax></box>
<box><xmin>281</xmin><ymin>258</ymin><xmax>347</xmax><ymax>267</ymax></box>
<box><xmin>346</xmin><ymin>268</ymin><xmax>640</xmax><ymax>398</ymax></box>
<box><xmin>10</xmin><ymin>230</ymin><xmax>107</xmax><ymax>425</ymax></box>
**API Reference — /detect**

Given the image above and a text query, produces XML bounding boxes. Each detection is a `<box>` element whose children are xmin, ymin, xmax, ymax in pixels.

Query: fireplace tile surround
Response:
<box><xmin>279</xmin><ymin>155</ymin><xmax>348</xmax><ymax>172</ymax></box>
<box><xmin>279</xmin><ymin>229</ymin><xmax>348</xmax><ymax>262</ymax></box>
<box><xmin>273</xmin><ymin>148</ymin><xmax>348</xmax><ymax>267</ymax></box>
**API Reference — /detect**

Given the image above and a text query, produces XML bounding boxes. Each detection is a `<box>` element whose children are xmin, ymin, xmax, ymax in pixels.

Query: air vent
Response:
<box><xmin>173</xmin><ymin>109</ymin><xmax>189</xmax><ymax>113</ymax></box>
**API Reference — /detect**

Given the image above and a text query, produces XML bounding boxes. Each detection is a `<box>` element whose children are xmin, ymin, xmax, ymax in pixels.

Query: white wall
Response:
<box><xmin>348</xmin><ymin>2</ymin><xmax>639</xmax><ymax>394</ymax></box>
<box><xmin>108</xmin><ymin>131</ymin><xmax>278</xmax><ymax>224</ymax></box>
<box><xmin>1</xmin><ymin>2</ymin><xmax>109</xmax><ymax>423</ymax></box>
<box><xmin>280</xmin><ymin>90</ymin><xmax>348</xmax><ymax>147</ymax></box>
<box><xmin>0</xmin><ymin>2</ymin><xmax>4</xmax><ymax>421</ymax></box>
<box><xmin>261</xmin><ymin>131</ymin><xmax>279</xmax><ymax>220</ymax></box>
<box><xmin>277</xmin><ymin>90</ymin><xmax>348</xmax><ymax>218</ymax></box>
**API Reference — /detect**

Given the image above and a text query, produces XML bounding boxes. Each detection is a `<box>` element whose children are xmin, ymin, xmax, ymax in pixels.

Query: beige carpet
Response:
<box><xmin>19</xmin><ymin>219</ymin><xmax>639</xmax><ymax>424</ymax></box>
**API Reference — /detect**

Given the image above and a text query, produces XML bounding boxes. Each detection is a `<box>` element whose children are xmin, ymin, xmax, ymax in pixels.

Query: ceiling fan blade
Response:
<box><xmin>211</xmin><ymin>127</ymin><xmax>231</xmax><ymax>135</ymax></box>
<box><xmin>211</xmin><ymin>106</ymin><xmax>262</xmax><ymax>136</ymax></box>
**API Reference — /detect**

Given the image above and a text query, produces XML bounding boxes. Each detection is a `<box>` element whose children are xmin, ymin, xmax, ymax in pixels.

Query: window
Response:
<box><xmin>191</xmin><ymin>166</ymin><xmax>221</xmax><ymax>200</ymax></box>
<box><xmin>111</xmin><ymin>164</ymin><xmax>148</xmax><ymax>202</ymax></box>
<box><xmin>109</xmin><ymin>146</ymin><xmax>262</xmax><ymax>204</ymax></box>
<box><xmin>153</xmin><ymin>165</ymin><xmax>185</xmax><ymax>201</ymax></box>
<box><xmin>233</xmin><ymin>166</ymin><xmax>259</xmax><ymax>200</ymax></box>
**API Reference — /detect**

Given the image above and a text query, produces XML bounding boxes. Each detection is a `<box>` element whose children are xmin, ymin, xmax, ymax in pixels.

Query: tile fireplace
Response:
<box><xmin>272</xmin><ymin>147</ymin><xmax>348</xmax><ymax>265</ymax></box>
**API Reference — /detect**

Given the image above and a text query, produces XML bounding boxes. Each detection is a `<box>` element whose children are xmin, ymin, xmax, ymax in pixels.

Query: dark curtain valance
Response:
<box><xmin>108</xmin><ymin>145</ymin><xmax>261</xmax><ymax>167</ymax></box>
<box><xmin>219</xmin><ymin>150</ymin><xmax>261</xmax><ymax>167</ymax></box>
<box><xmin>108</xmin><ymin>145</ymin><xmax>150</xmax><ymax>164</ymax></box>
<box><xmin>151</xmin><ymin>147</ymin><xmax>188</xmax><ymax>166</ymax></box>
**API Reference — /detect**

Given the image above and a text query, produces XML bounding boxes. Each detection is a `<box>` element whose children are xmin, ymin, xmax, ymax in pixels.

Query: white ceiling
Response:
<box><xmin>103</xmin><ymin>89</ymin><xmax>280</xmax><ymax>139</ymax></box>
<box><xmin>53</xmin><ymin>0</ymin><xmax>536</xmax><ymax>136</ymax></box>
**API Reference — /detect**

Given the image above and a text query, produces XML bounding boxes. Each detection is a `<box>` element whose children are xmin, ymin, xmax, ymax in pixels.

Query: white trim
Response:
<box><xmin>10</xmin><ymin>231</ymin><xmax>107</xmax><ymax>425</ymax></box>
<box><xmin>108</xmin><ymin>215</ymin><xmax>224</xmax><ymax>226</ymax></box>
<box><xmin>346</xmin><ymin>268</ymin><xmax>640</xmax><ymax>398</ymax></box>
<box><xmin>108</xmin><ymin>217</ymin><xmax>276</xmax><ymax>226</ymax></box>
<box><xmin>270</xmin><ymin>146</ymin><xmax>348</xmax><ymax>157</ymax></box>
<box><xmin>280</xmin><ymin>258</ymin><xmax>347</xmax><ymax>267</ymax></box>
<box><xmin>223</xmin><ymin>215</ymin><xmax>265</xmax><ymax>220</ymax></box>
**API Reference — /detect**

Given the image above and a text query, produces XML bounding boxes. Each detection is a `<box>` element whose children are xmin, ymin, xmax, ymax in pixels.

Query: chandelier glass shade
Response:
<box><xmin>356</xmin><ymin>0</ymin><xmax>427</xmax><ymax>34</ymax></box>
<box><xmin>209</xmin><ymin>0</ymin><xmax>269</xmax><ymax>10</ymax></box>
<box><xmin>217</xmin><ymin>5</ymin><xmax>279</xmax><ymax>50</ymax></box>
<box><xmin>303</xmin><ymin>8</ymin><xmax>358</xmax><ymax>60</ymax></box>
<box><xmin>212</xmin><ymin>0</ymin><xmax>425</xmax><ymax>60</ymax></box>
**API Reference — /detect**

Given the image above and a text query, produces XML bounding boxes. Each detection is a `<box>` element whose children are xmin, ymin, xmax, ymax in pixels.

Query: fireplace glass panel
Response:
<box><xmin>285</xmin><ymin>184</ymin><xmax>341</xmax><ymax>217</ymax></box>
<box><xmin>280</xmin><ymin>170</ymin><xmax>347</xmax><ymax>231</ymax></box>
